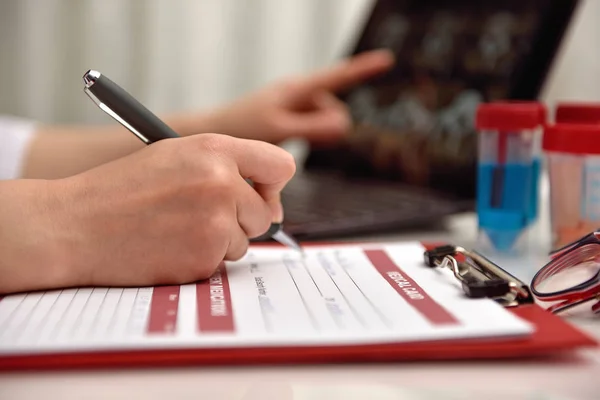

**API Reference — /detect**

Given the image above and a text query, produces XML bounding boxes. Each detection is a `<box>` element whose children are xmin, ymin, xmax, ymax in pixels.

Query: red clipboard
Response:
<box><xmin>0</xmin><ymin>242</ymin><xmax>596</xmax><ymax>371</ymax></box>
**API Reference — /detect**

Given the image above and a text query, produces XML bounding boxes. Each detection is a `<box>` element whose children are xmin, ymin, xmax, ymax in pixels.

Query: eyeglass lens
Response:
<box><xmin>536</xmin><ymin>243</ymin><xmax>600</xmax><ymax>294</ymax></box>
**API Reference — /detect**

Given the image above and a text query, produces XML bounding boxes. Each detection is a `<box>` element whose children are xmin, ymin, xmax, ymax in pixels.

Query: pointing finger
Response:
<box><xmin>303</xmin><ymin>49</ymin><xmax>395</xmax><ymax>93</ymax></box>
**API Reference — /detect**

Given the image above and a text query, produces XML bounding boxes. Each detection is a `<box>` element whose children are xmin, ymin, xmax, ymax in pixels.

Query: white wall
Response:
<box><xmin>0</xmin><ymin>0</ymin><xmax>598</xmax><ymax>125</ymax></box>
<box><xmin>0</xmin><ymin>0</ymin><xmax>370</xmax><ymax>124</ymax></box>
<box><xmin>541</xmin><ymin>0</ymin><xmax>600</xmax><ymax>115</ymax></box>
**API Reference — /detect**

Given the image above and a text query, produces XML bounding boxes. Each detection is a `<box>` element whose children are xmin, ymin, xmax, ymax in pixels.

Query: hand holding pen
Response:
<box><xmin>82</xmin><ymin>69</ymin><xmax>303</xmax><ymax>254</ymax></box>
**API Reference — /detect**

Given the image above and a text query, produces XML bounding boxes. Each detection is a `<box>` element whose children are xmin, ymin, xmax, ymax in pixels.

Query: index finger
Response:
<box><xmin>304</xmin><ymin>49</ymin><xmax>395</xmax><ymax>92</ymax></box>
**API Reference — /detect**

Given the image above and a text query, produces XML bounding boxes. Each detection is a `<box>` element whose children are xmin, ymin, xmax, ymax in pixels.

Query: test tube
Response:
<box><xmin>543</xmin><ymin>123</ymin><xmax>600</xmax><ymax>249</ymax></box>
<box><xmin>475</xmin><ymin>102</ymin><xmax>545</xmax><ymax>254</ymax></box>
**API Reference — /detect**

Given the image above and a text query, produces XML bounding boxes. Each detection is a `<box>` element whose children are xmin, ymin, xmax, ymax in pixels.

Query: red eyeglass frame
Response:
<box><xmin>531</xmin><ymin>231</ymin><xmax>600</xmax><ymax>314</ymax></box>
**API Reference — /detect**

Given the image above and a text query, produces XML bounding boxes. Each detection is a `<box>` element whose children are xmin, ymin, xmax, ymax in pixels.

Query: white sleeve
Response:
<box><xmin>0</xmin><ymin>115</ymin><xmax>37</xmax><ymax>180</ymax></box>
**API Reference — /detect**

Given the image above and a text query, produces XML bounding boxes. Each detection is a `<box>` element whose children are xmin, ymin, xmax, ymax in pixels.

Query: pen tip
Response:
<box><xmin>297</xmin><ymin>245</ymin><xmax>306</xmax><ymax>258</ymax></box>
<box><xmin>288</xmin><ymin>240</ymin><xmax>305</xmax><ymax>257</ymax></box>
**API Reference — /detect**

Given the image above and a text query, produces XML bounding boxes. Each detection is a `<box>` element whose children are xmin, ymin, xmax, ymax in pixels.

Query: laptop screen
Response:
<box><xmin>304</xmin><ymin>0</ymin><xmax>578</xmax><ymax>199</ymax></box>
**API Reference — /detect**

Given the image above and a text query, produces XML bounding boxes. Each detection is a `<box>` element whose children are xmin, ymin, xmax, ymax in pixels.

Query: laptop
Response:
<box><xmin>279</xmin><ymin>0</ymin><xmax>579</xmax><ymax>240</ymax></box>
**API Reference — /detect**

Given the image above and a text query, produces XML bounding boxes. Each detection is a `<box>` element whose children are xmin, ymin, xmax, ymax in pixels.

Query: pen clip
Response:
<box><xmin>83</xmin><ymin>71</ymin><xmax>150</xmax><ymax>144</ymax></box>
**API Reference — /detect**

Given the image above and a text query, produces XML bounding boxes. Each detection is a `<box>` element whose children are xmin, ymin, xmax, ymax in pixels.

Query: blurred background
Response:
<box><xmin>0</xmin><ymin>0</ymin><xmax>598</xmax><ymax>128</ymax></box>
<box><xmin>0</xmin><ymin>0</ymin><xmax>368</xmax><ymax>125</ymax></box>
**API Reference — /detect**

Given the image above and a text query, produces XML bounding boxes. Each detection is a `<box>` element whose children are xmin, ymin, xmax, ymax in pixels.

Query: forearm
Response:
<box><xmin>20</xmin><ymin>110</ymin><xmax>225</xmax><ymax>179</ymax></box>
<box><xmin>21</xmin><ymin>124</ymin><xmax>143</xmax><ymax>179</ymax></box>
<box><xmin>0</xmin><ymin>179</ymin><xmax>72</xmax><ymax>294</ymax></box>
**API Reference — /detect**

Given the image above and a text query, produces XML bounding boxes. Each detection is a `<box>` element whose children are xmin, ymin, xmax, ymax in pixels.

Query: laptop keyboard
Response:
<box><xmin>280</xmin><ymin>173</ymin><xmax>465</xmax><ymax>238</ymax></box>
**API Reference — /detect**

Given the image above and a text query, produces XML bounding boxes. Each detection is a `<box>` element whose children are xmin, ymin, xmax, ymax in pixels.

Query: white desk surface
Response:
<box><xmin>1</xmin><ymin>179</ymin><xmax>599</xmax><ymax>400</ymax></box>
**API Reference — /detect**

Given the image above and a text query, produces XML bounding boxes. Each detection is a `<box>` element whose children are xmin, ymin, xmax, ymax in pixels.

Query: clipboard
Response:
<box><xmin>421</xmin><ymin>243</ymin><xmax>534</xmax><ymax>307</ymax></box>
<box><xmin>0</xmin><ymin>241</ymin><xmax>596</xmax><ymax>371</ymax></box>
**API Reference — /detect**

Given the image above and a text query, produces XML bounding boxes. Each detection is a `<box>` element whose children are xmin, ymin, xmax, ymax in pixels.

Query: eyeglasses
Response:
<box><xmin>531</xmin><ymin>230</ymin><xmax>600</xmax><ymax>315</ymax></box>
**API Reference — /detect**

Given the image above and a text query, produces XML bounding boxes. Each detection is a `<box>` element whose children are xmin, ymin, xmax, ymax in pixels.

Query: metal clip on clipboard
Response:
<box><xmin>423</xmin><ymin>245</ymin><xmax>534</xmax><ymax>307</ymax></box>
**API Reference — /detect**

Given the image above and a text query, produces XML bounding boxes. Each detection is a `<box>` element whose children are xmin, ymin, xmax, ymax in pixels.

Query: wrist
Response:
<box><xmin>165</xmin><ymin>107</ymin><xmax>229</xmax><ymax>138</ymax></box>
<box><xmin>0</xmin><ymin>179</ymin><xmax>80</xmax><ymax>293</ymax></box>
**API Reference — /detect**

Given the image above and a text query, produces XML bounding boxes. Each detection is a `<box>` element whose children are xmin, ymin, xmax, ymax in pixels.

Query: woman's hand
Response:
<box><xmin>19</xmin><ymin>50</ymin><xmax>394</xmax><ymax>181</ymax></box>
<box><xmin>1</xmin><ymin>134</ymin><xmax>296</xmax><ymax>294</ymax></box>
<box><xmin>175</xmin><ymin>49</ymin><xmax>395</xmax><ymax>144</ymax></box>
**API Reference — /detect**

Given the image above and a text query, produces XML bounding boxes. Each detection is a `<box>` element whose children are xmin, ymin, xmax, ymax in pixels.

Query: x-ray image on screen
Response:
<box><xmin>333</xmin><ymin>0</ymin><xmax>547</xmax><ymax>193</ymax></box>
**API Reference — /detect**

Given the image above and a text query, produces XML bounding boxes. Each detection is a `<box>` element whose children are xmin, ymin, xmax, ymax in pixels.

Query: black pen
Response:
<box><xmin>82</xmin><ymin>69</ymin><xmax>303</xmax><ymax>254</ymax></box>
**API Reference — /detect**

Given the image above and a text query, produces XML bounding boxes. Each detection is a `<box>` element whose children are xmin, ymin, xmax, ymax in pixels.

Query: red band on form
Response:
<box><xmin>196</xmin><ymin>263</ymin><xmax>235</xmax><ymax>333</ymax></box>
<box><xmin>364</xmin><ymin>249</ymin><xmax>459</xmax><ymax>325</ymax></box>
<box><xmin>147</xmin><ymin>286</ymin><xmax>180</xmax><ymax>334</ymax></box>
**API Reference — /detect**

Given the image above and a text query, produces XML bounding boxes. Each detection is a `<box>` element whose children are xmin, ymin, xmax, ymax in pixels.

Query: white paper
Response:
<box><xmin>0</xmin><ymin>242</ymin><xmax>533</xmax><ymax>355</ymax></box>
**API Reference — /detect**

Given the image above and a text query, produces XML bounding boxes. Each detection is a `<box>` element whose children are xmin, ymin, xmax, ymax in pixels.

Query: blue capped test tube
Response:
<box><xmin>475</xmin><ymin>102</ymin><xmax>546</xmax><ymax>254</ymax></box>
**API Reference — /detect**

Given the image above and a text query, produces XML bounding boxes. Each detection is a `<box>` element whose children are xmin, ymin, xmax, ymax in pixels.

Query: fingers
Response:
<box><xmin>252</xmin><ymin>181</ymin><xmax>288</xmax><ymax>223</ymax></box>
<box><xmin>195</xmin><ymin>134</ymin><xmax>296</xmax><ymax>222</ymax></box>
<box><xmin>224</xmin><ymin>222</ymin><xmax>249</xmax><ymax>261</ymax></box>
<box><xmin>226</xmin><ymin>177</ymin><xmax>277</xmax><ymax>260</ymax></box>
<box><xmin>303</xmin><ymin>49</ymin><xmax>395</xmax><ymax>93</ymax></box>
<box><xmin>207</xmin><ymin>135</ymin><xmax>296</xmax><ymax>222</ymax></box>
<box><xmin>234</xmin><ymin>176</ymin><xmax>273</xmax><ymax>238</ymax></box>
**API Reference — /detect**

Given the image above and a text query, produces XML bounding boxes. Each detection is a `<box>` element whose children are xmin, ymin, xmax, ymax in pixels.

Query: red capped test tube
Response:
<box><xmin>556</xmin><ymin>102</ymin><xmax>600</xmax><ymax>124</ymax></box>
<box><xmin>475</xmin><ymin>102</ymin><xmax>546</xmax><ymax>254</ymax></box>
<box><xmin>543</xmin><ymin>124</ymin><xmax>600</xmax><ymax>249</ymax></box>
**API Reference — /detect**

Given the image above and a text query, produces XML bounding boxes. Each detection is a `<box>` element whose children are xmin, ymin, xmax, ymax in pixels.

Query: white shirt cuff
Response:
<box><xmin>0</xmin><ymin>116</ymin><xmax>37</xmax><ymax>180</ymax></box>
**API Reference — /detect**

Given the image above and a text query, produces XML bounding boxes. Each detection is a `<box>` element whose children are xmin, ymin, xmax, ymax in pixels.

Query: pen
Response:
<box><xmin>82</xmin><ymin>69</ymin><xmax>303</xmax><ymax>254</ymax></box>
